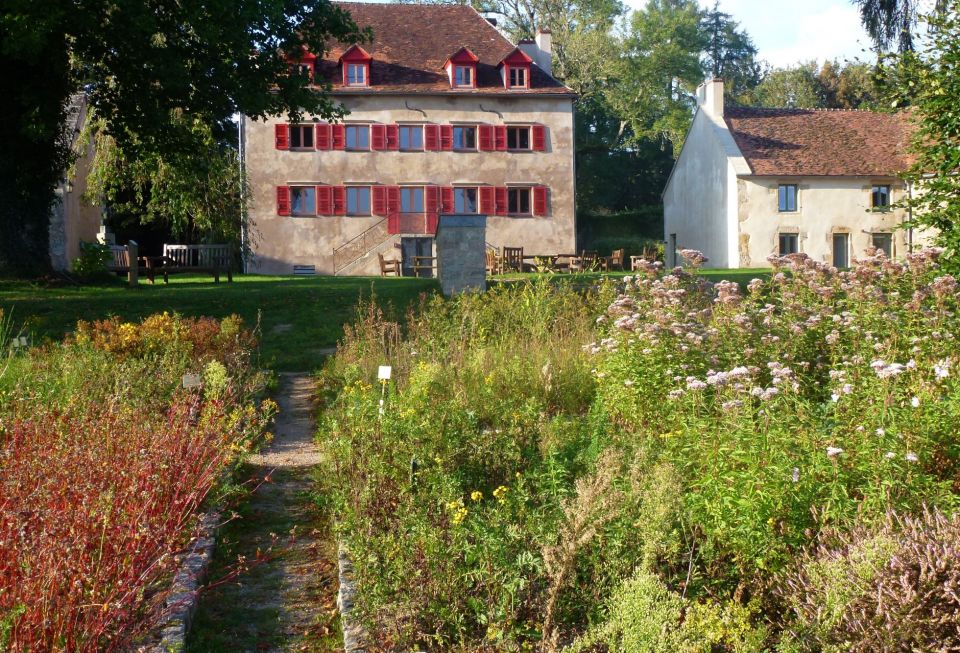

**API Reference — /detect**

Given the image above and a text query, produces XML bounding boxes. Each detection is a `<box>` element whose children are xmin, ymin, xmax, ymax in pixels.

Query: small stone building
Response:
<box><xmin>243</xmin><ymin>2</ymin><xmax>577</xmax><ymax>276</ymax></box>
<box><xmin>663</xmin><ymin>79</ymin><xmax>919</xmax><ymax>269</ymax></box>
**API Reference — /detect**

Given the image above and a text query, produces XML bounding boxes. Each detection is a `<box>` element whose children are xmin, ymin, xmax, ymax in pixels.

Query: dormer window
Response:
<box><xmin>339</xmin><ymin>44</ymin><xmax>372</xmax><ymax>88</ymax></box>
<box><xmin>286</xmin><ymin>49</ymin><xmax>317</xmax><ymax>83</ymax></box>
<box><xmin>454</xmin><ymin>66</ymin><xmax>473</xmax><ymax>87</ymax></box>
<box><xmin>498</xmin><ymin>47</ymin><xmax>533</xmax><ymax>90</ymax></box>
<box><xmin>347</xmin><ymin>63</ymin><xmax>366</xmax><ymax>86</ymax></box>
<box><xmin>444</xmin><ymin>47</ymin><xmax>479</xmax><ymax>89</ymax></box>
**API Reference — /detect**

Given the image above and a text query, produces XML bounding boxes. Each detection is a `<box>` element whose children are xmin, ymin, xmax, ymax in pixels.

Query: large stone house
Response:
<box><xmin>243</xmin><ymin>2</ymin><xmax>577</xmax><ymax>276</ymax></box>
<box><xmin>663</xmin><ymin>79</ymin><xmax>917</xmax><ymax>269</ymax></box>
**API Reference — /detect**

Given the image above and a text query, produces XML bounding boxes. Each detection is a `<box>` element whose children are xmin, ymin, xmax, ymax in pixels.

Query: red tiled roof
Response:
<box><xmin>724</xmin><ymin>107</ymin><xmax>914</xmax><ymax>177</ymax></box>
<box><xmin>316</xmin><ymin>2</ymin><xmax>572</xmax><ymax>95</ymax></box>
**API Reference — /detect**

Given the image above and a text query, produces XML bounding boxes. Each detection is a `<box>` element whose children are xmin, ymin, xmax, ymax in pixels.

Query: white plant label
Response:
<box><xmin>378</xmin><ymin>365</ymin><xmax>392</xmax><ymax>381</ymax></box>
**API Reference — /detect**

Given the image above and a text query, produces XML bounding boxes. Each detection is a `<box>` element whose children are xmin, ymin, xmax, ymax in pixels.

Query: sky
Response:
<box><xmin>626</xmin><ymin>0</ymin><xmax>876</xmax><ymax>68</ymax></box>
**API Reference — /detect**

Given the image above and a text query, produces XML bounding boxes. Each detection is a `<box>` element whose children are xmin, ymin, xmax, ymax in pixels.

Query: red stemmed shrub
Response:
<box><xmin>0</xmin><ymin>399</ymin><xmax>236</xmax><ymax>651</ymax></box>
<box><xmin>0</xmin><ymin>313</ymin><xmax>271</xmax><ymax>651</ymax></box>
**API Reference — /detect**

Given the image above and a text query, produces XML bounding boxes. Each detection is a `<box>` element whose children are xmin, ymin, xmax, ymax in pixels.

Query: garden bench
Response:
<box><xmin>161</xmin><ymin>244</ymin><xmax>233</xmax><ymax>283</ymax></box>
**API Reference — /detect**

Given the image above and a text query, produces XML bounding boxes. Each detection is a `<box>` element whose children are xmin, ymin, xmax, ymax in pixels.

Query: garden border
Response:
<box><xmin>337</xmin><ymin>542</ymin><xmax>368</xmax><ymax>652</ymax></box>
<box><xmin>134</xmin><ymin>509</ymin><xmax>221</xmax><ymax>653</ymax></box>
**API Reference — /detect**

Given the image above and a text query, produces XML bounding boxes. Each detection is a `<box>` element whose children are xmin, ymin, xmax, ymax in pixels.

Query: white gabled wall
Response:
<box><xmin>663</xmin><ymin>109</ymin><xmax>734</xmax><ymax>268</ymax></box>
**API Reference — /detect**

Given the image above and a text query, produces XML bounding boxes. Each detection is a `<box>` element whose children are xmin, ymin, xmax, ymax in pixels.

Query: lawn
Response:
<box><xmin>492</xmin><ymin>267</ymin><xmax>771</xmax><ymax>286</ymax></box>
<box><xmin>0</xmin><ymin>274</ymin><xmax>439</xmax><ymax>371</ymax></box>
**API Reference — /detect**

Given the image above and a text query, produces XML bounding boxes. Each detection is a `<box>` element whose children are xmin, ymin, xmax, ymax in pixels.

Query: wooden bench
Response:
<box><xmin>162</xmin><ymin>244</ymin><xmax>233</xmax><ymax>283</ymax></box>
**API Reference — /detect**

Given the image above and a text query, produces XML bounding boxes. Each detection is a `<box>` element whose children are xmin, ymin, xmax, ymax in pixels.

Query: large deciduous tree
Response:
<box><xmin>604</xmin><ymin>0</ymin><xmax>706</xmax><ymax>154</ymax></box>
<box><xmin>883</xmin><ymin>2</ymin><xmax>960</xmax><ymax>269</ymax></box>
<box><xmin>0</xmin><ymin>0</ymin><xmax>365</xmax><ymax>275</ymax></box>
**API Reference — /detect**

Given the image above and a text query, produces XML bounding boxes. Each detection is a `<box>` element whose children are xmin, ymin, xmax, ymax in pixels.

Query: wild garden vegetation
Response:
<box><xmin>321</xmin><ymin>249</ymin><xmax>960</xmax><ymax>651</ymax></box>
<box><xmin>0</xmin><ymin>312</ymin><xmax>273</xmax><ymax>651</ymax></box>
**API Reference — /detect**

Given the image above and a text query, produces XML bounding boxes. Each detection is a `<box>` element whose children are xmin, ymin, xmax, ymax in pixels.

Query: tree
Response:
<box><xmin>818</xmin><ymin>60</ymin><xmax>878</xmax><ymax>109</ymax></box>
<box><xmin>604</xmin><ymin>0</ymin><xmax>706</xmax><ymax>154</ymax></box>
<box><xmin>882</xmin><ymin>2</ymin><xmax>960</xmax><ymax>269</ymax></box>
<box><xmin>0</xmin><ymin>0</ymin><xmax>366</xmax><ymax>274</ymax></box>
<box><xmin>85</xmin><ymin>114</ymin><xmax>245</xmax><ymax>247</ymax></box>
<box><xmin>854</xmin><ymin>0</ymin><xmax>928</xmax><ymax>52</ymax></box>
<box><xmin>744</xmin><ymin>62</ymin><xmax>824</xmax><ymax>108</ymax></box>
<box><xmin>700</xmin><ymin>3</ymin><xmax>761</xmax><ymax>102</ymax></box>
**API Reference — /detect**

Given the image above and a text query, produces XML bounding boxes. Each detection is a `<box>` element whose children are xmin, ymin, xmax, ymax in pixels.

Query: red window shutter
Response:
<box><xmin>479</xmin><ymin>186</ymin><xmax>495</xmax><ymax>214</ymax></box>
<box><xmin>494</xmin><ymin>125</ymin><xmax>507</xmax><ymax>151</ymax></box>
<box><xmin>424</xmin><ymin>124</ymin><xmax>440</xmax><ymax>151</ymax></box>
<box><xmin>440</xmin><ymin>125</ymin><xmax>453</xmax><ymax>151</ymax></box>
<box><xmin>333</xmin><ymin>186</ymin><xmax>347</xmax><ymax>215</ymax></box>
<box><xmin>495</xmin><ymin>186</ymin><xmax>508</xmax><ymax>215</ymax></box>
<box><xmin>332</xmin><ymin>124</ymin><xmax>346</xmax><ymax>150</ymax></box>
<box><xmin>425</xmin><ymin>185</ymin><xmax>439</xmax><ymax>215</ymax></box>
<box><xmin>386</xmin><ymin>124</ymin><xmax>399</xmax><ymax>150</ymax></box>
<box><xmin>440</xmin><ymin>186</ymin><xmax>454</xmax><ymax>213</ymax></box>
<box><xmin>315</xmin><ymin>124</ymin><xmax>331</xmax><ymax>150</ymax></box>
<box><xmin>275</xmin><ymin>124</ymin><xmax>289</xmax><ymax>150</ymax></box>
<box><xmin>532</xmin><ymin>124</ymin><xmax>546</xmax><ymax>151</ymax></box>
<box><xmin>372</xmin><ymin>186</ymin><xmax>387</xmax><ymax>215</ymax></box>
<box><xmin>371</xmin><ymin>124</ymin><xmax>387</xmax><ymax>150</ymax></box>
<box><xmin>533</xmin><ymin>186</ymin><xmax>548</xmax><ymax>216</ymax></box>
<box><xmin>316</xmin><ymin>186</ymin><xmax>333</xmax><ymax>214</ymax></box>
<box><xmin>387</xmin><ymin>186</ymin><xmax>401</xmax><ymax>213</ymax></box>
<box><xmin>478</xmin><ymin>125</ymin><xmax>494</xmax><ymax>151</ymax></box>
<box><xmin>277</xmin><ymin>186</ymin><xmax>291</xmax><ymax>215</ymax></box>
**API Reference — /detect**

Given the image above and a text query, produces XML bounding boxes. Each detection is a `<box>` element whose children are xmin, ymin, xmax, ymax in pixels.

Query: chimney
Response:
<box><xmin>534</xmin><ymin>28</ymin><xmax>552</xmax><ymax>76</ymax></box>
<box><xmin>697</xmin><ymin>78</ymin><xmax>724</xmax><ymax>119</ymax></box>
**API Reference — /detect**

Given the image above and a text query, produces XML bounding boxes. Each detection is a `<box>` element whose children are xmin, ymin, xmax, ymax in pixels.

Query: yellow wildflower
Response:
<box><xmin>470</xmin><ymin>490</ymin><xmax>483</xmax><ymax>502</ymax></box>
<box><xmin>493</xmin><ymin>485</ymin><xmax>508</xmax><ymax>504</ymax></box>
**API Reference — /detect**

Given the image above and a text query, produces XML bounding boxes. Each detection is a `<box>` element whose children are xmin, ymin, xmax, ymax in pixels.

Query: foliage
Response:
<box><xmin>0</xmin><ymin>0</ymin><xmax>366</xmax><ymax>274</ymax></box>
<box><xmin>853</xmin><ymin>0</ymin><xmax>929</xmax><ymax>52</ymax></box>
<box><xmin>71</xmin><ymin>241</ymin><xmax>112</xmax><ymax>280</ymax></box>
<box><xmin>739</xmin><ymin>60</ymin><xmax>879</xmax><ymax>109</ymax></box>
<box><xmin>0</xmin><ymin>312</ymin><xmax>273</xmax><ymax>650</ymax></box>
<box><xmin>605</xmin><ymin>0</ymin><xmax>706</xmax><ymax>154</ymax></box>
<box><xmin>324</xmin><ymin>248</ymin><xmax>960</xmax><ymax>651</ymax></box>
<box><xmin>567</xmin><ymin>569</ymin><xmax>767</xmax><ymax>653</ymax></box>
<box><xmin>882</xmin><ymin>2</ymin><xmax>960</xmax><ymax>272</ymax></box>
<box><xmin>85</xmin><ymin>114</ymin><xmax>247</xmax><ymax>245</ymax></box>
<box><xmin>700</xmin><ymin>3</ymin><xmax>761</xmax><ymax>101</ymax></box>
<box><xmin>779</xmin><ymin>509</ymin><xmax>960</xmax><ymax>652</ymax></box>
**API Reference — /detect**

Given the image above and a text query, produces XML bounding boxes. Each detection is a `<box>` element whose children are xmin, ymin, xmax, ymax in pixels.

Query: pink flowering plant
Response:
<box><xmin>323</xmin><ymin>250</ymin><xmax>960</xmax><ymax>652</ymax></box>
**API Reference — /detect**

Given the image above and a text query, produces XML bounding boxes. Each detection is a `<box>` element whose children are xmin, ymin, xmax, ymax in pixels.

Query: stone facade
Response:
<box><xmin>244</xmin><ymin>94</ymin><xmax>576</xmax><ymax>275</ymax></box>
<box><xmin>436</xmin><ymin>214</ymin><xmax>487</xmax><ymax>295</ymax></box>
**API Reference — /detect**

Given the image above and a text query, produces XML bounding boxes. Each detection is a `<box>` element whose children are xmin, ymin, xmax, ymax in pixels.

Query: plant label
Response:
<box><xmin>378</xmin><ymin>365</ymin><xmax>392</xmax><ymax>381</ymax></box>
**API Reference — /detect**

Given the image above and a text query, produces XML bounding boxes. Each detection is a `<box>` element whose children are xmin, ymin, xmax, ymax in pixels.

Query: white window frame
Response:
<box><xmin>454</xmin><ymin>65</ymin><xmax>473</xmax><ymax>87</ymax></box>
<box><xmin>453</xmin><ymin>125</ymin><xmax>477</xmax><ymax>150</ymax></box>
<box><xmin>346</xmin><ymin>63</ymin><xmax>367</xmax><ymax>86</ymax></box>
<box><xmin>291</xmin><ymin>186</ymin><xmax>316</xmax><ymax>216</ymax></box>
<box><xmin>345</xmin><ymin>125</ymin><xmax>370</xmax><ymax>150</ymax></box>
<box><xmin>399</xmin><ymin>125</ymin><xmax>423</xmax><ymax>151</ymax></box>
<box><xmin>454</xmin><ymin>187</ymin><xmax>478</xmax><ymax>214</ymax></box>
<box><xmin>346</xmin><ymin>186</ymin><xmax>371</xmax><ymax>216</ymax></box>
<box><xmin>507</xmin><ymin>187</ymin><xmax>531</xmax><ymax>215</ymax></box>
<box><xmin>400</xmin><ymin>187</ymin><xmax>425</xmax><ymax>213</ymax></box>
<box><xmin>508</xmin><ymin>67</ymin><xmax>527</xmax><ymax>88</ymax></box>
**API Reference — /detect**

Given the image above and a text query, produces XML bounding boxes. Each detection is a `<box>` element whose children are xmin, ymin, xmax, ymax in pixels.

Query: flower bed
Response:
<box><xmin>321</xmin><ymin>250</ymin><xmax>960</xmax><ymax>651</ymax></box>
<box><xmin>0</xmin><ymin>312</ymin><xmax>273</xmax><ymax>652</ymax></box>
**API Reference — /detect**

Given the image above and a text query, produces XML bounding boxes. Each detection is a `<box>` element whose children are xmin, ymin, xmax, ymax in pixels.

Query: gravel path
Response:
<box><xmin>186</xmin><ymin>373</ymin><xmax>341</xmax><ymax>653</ymax></box>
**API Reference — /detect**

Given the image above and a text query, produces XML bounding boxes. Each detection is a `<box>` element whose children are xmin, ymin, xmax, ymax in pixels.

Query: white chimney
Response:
<box><xmin>534</xmin><ymin>28</ymin><xmax>552</xmax><ymax>76</ymax></box>
<box><xmin>697</xmin><ymin>78</ymin><xmax>724</xmax><ymax>119</ymax></box>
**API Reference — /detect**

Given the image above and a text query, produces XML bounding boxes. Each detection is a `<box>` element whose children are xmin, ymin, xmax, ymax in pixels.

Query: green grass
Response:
<box><xmin>492</xmin><ymin>267</ymin><xmax>771</xmax><ymax>286</ymax></box>
<box><xmin>0</xmin><ymin>274</ymin><xmax>439</xmax><ymax>372</ymax></box>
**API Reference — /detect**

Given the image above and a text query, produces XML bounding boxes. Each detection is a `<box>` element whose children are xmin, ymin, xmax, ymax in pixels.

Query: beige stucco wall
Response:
<box><xmin>662</xmin><ymin>109</ymin><xmax>747</xmax><ymax>268</ymax></box>
<box><xmin>737</xmin><ymin>177</ymin><xmax>912</xmax><ymax>267</ymax></box>
<box><xmin>245</xmin><ymin>93</ymin><xmax>576</xmax><ymax>275</ymax></box>
<box><xmin>64</xmin><ymin>139</ymin><xmax>103</xmax><ymax>267</ymax></box>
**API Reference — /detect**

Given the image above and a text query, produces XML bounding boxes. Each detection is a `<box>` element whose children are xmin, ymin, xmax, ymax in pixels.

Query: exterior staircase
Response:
<box><xmin>333</xmin><ymin>212</ymin><xmax>441</xmax><ymax>275</ymax></box>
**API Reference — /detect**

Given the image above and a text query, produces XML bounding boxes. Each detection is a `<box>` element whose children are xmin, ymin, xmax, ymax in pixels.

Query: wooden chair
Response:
<box><xmin>485</xmin><ymin>248</ymin><xmax>500</xmax><ymax>275</ymax></box>
<box><xmin>501</xmin><ymin>247</ymin><xmax>524</xmax><ymax>273</ymax></box>
<box><xmin>569</xmin><ymin>250</ymin><xmax>599</xmax><ymax>273</ymax></box>
<box><xmin>603</xmin><ymin>248</ymin><xmax>625</xmax><ymax>271</ymax></box>
<box><xmin>378</xmin><ymin>252</ymin><xmax>401</xmax><ymax>277</ymax></box>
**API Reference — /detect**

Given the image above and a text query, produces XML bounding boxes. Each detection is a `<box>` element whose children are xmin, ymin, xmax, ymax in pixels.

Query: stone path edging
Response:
<box><xmin>337</xmin><ymin>543</ymin><xmax>367</xmax><ymax>652</ymax></box>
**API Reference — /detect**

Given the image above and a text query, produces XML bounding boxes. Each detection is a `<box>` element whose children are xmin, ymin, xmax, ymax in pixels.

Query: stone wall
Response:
<box><xmin>436</xmin><ymin>214</ymin><xmax>486</xmax><ymax>295</ymax></box>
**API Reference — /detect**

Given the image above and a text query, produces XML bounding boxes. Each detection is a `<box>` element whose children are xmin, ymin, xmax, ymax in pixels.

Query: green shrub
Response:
<box><xmin>71</xmin><ymin>240</ymin><xmax>113</xmax><ymax>280</ymax></box>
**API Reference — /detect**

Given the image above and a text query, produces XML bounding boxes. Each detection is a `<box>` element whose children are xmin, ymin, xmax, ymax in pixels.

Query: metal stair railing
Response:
<box><xmin>333</xmin><ymin>218</ymin><xmax>389</xmax><ymax>274</ymax></box>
